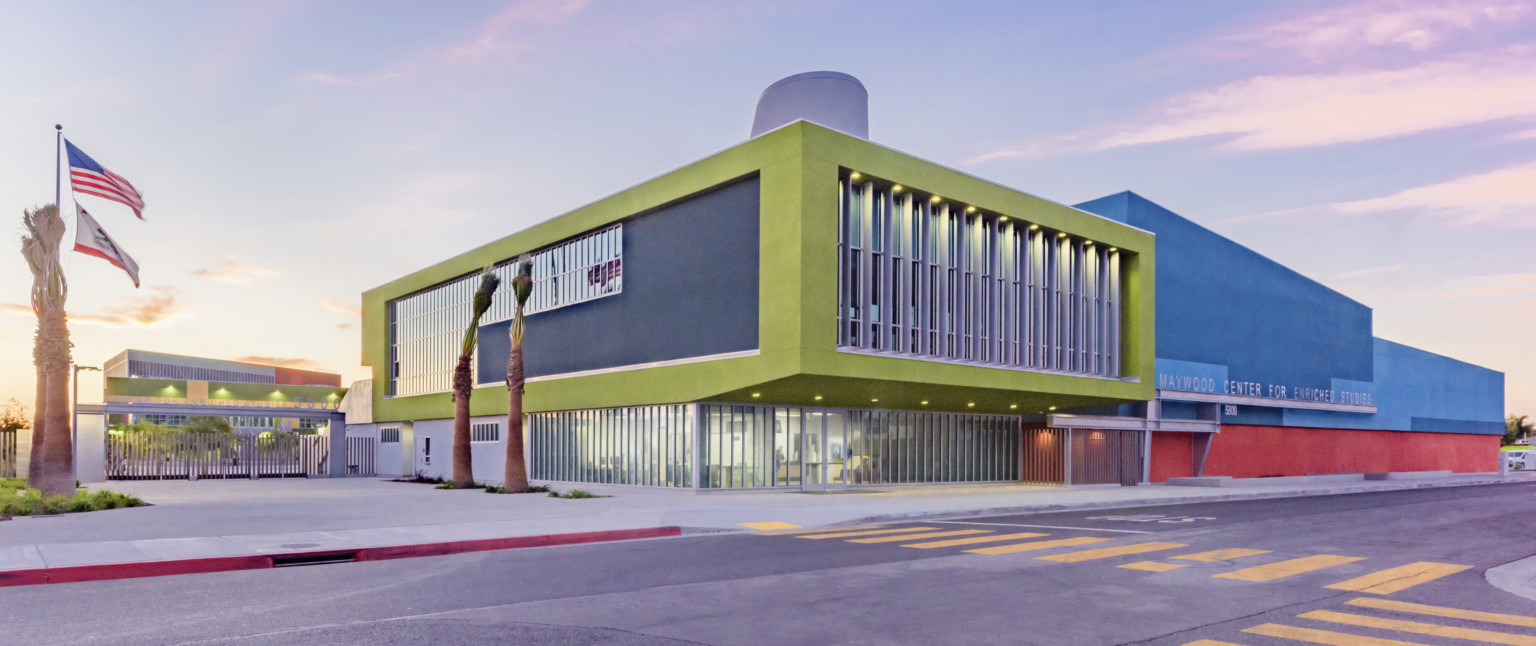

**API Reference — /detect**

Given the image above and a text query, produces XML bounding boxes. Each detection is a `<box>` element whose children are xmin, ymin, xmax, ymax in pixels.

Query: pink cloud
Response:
<box><xmin>972</xmin><ymin>48</ymin><xmax>1536</xmax><ymax>162</ymax></box>
<box><xmin>1225</xmin><ymin>0</ymin><xmax>1531</xmax><ymax>61</ymax></box>
<box><xmin>1226</xmin><ymin>160</ymin><xmax>1536</xmax><ymax>227</ymax></box>
<box><xmin>318</xmin><ymin>297</ymin><xmax>361</xmax><ymax>319</ymax></box>
<box><xmin>192</xmin><ymin>261</ymin><xmax>289</xmax><ymax>286</ymax></box>
<box><xmin>1334</xmin><ymin>263</ymin><xmax>1407</xmax><ymax>281</ymax></box>
<box><xmin>447</xmin><ymin>0</ymin><xmax>595</xmax><ymax>63</ymax></box>
<box><xmin>1331</xmin><ymin>160</ymin><xmax>1536</xmax><ymax>225</ymax></box>
<box><xmin>4</xmin><ymin>290</ymin><xmax>194</xmax><ymax>328</ymax></box>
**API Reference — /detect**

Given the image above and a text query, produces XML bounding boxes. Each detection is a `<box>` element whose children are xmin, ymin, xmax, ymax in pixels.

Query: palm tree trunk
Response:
<box><xmin>36</xmin><ymin>308</ymin><xmax>73</xmax><ymax>497</ymax></box>
<box><xmin>504</xmin><ymin>338</ymin><xmax>529</xmax><ymax>491</ymax></box>
<box><xmin>451</xmin><ymin>353</ymin><xmax>475</xmax><ymax>487</ymax></box>
<box><xmin>27</xmin><ymin>362</ymin><xmax>45</xmax><ymax>487</ymax></box>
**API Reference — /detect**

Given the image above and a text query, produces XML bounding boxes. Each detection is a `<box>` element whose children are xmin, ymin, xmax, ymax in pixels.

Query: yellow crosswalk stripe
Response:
<box><xmin>1214</xmin><ymin>555</ymin><xmax>1366</xmax><ymax>582</ymax></box>
<box><xmin>1325</xmin><ymin>562</ymin><xmax>1472</xmax><ymax>594</ymax></box>
<box><xmin>1039</xmin><ymin>542</ymin><xmax>1188</xmax><ymax>563</ymax></box>
<box><xmin>1121</xmin><ymin>561</ymin><xmax>1188</xmax><ymax>572</ymax></box>
<box><xmin>1183</xmin><ymin>640</ymin><xmax>1247</xmax><ymax>646</ymax></box>
<box><xmin>901</xmin><ymin>532</ymin><xmax>1049</xmax><ymax>549</ymax></box>
<box><xmin>1299</xmin><ymin>609</ymin><xmax>1536</xmax><ymax>646</ymax></box>
<box><xmin>1346</xmin><ymin>597</ymin><xmax>1536</xmax><ymax>629</ymax></box>
<box><xmin>1174</xmin><ymin>548</ymin><xmax>1271</xmax><ymax>563</ymax></box>
<box><xmin>965</xmin><ymin>536</ymin><xmax>1112</xmax><ymax>556</ymax></box>
<box><xmin>755</xmin><ymin>525</ymin><xmax>886</xmax><ymax>535</ymax></box>
<box><xmin>1243</xmin><ymin>622</ymin><xmax>1429</xmax><ymax>645</ymax></box>
<box><xmin>740</xmin><ymin>522</ymin><xmax>800</xmax><ymax>530</ymax></box>
<box><xmin>848</xmin><ymin>530</ymin><xmax>991</xmax><ymax>544</ymax></box>
<box><xmin>800</xmin><ymin>527</ymin><xmax>940</xmax><ymax>540</ymax></box>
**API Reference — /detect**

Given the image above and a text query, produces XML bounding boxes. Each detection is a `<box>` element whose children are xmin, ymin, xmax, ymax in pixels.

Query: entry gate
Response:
<box><xmin>105</xmin><ymin>431</ymin><xmax>329</xmax><ymax>480</ymax></box>
<box><xmin>1020</xmin><ymin>428</ymin><xmax>1143</xmax><ymax>486</ymax></box>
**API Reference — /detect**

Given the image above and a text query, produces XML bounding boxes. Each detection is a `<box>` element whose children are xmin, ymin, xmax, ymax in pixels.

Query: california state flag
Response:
<box><xmin>73</xmin><ymin>203</ymin><xmax>141</xmax><ymax>287</ymax></box>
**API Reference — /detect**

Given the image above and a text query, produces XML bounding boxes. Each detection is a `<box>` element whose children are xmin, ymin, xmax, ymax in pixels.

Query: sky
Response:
<box><xmin>0</xmin><ymin>0</ymin><xmax>1532</xmax><ymax>415</ymax></box>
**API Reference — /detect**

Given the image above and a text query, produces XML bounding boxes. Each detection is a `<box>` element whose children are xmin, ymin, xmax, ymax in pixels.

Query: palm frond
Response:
<box><xmin>459</xmin><ymin>266</ymin><xmax>501</xmax><ymax>356</ymax></box>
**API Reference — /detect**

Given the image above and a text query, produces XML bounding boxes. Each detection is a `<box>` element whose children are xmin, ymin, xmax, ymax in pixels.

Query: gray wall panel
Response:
<box><xmin>478</xmin><ymin>177</ymin><xmax>760</xmax><ymax>382</ymax></box>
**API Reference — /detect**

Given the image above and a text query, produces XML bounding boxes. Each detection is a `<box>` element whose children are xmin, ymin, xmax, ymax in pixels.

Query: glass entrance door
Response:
<box><xmin>802</xmin><ymin>410</ymin><xmax>848</xmax><ymax>490</ymax></box>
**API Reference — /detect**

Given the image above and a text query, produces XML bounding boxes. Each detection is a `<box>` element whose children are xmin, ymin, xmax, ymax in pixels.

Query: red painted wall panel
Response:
<box><xmin>1202</xmin><ymin>425</ymin><xmax>1499</xmax><ymax>477</ymax></box>
<box><xmin>274</xmin><ymin>367</ymin><xmax>342</xmax><ymax>387</ymax></box>
<box><xmin>1149</xmin><ymin>432</ymin><xmax>1194</xmax><ymax>483</ymax></box>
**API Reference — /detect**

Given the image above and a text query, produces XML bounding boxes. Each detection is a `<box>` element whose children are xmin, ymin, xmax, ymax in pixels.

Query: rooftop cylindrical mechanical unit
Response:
<box><xmin>750</xmin><ymin>71</ymin><xmax>869</xmax><ymax>140</ymax></box>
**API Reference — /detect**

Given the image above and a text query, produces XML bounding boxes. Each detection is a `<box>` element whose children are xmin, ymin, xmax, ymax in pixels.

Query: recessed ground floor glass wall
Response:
<box><xmin>697</xmin><ymin>405</ymin><xmax>1020</xmax><ymax>489</ymax></box>
<box><xmin>526</xmin><ymin>404</ymin><xmax>693</xmax><ymax>487</ymax></box>
<box><xmin>527</xmin><ymin>403</ymin><xmax>1026</xmax><ymax>490</ymax></box>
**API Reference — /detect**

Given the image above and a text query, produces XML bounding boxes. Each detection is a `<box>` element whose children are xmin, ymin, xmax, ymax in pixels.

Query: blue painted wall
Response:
<box><xmin>1285</xmin><ymin>339</ymin><xmax>1504</xmax><ymax>435</ymax></box>
<box><xmin>1074</xmin><ymin>191</ymin><xmax>1502</xmax><ymax>435</ymax></box>
<box><xmin>477</xmin><ymin>177</ymin><xmax>760</xmax><ymax>382</ymax></box>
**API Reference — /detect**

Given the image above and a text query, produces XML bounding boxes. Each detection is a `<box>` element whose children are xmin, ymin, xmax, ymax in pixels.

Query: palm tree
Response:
<box><xmin>504</xmin><ymin>257</ymin><xmax>534</xmax><ymax>492</ymax></box>
<box><xmin>450</xmin><ymin>266</ymin><xmax>500</xmax><ymax>488</ymax></box>
<box><xmin>1507</xmin><ymin>415</ymin><xmax>1534</xmax><ymax>446</ymax></box>
<box><xmin>21</xmin><ymin>204</ymin><xmax>74</xmax><ymax>496</ymax></box>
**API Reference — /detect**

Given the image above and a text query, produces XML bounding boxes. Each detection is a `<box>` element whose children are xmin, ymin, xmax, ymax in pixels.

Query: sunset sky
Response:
<box><xmin>1</xmin><ymin>0</ymin><xmax>1532</xmax><ymax>415</ymax></box>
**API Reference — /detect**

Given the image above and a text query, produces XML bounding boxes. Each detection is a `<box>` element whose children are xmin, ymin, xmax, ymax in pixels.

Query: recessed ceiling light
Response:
<box><xmin>850</xmin><ymin>172</ymin><xmax>860</xmax><ymax>180</ymax></box>
<box><xmin>893</xmin><ymin>185</ymin><xmax>904</xmax><ymax>192</ymax></box>
<box><xmin>1048</xmin><ymin>406</ymin><xmax>1057</xmax><ymax>411</ymax></box>
<box><xmin>920</xmin><ymin>400</ymin><xmax>929</xmax><ymax>405</ymax></box>
<box><xmin>1029</xmin><ymin>224</ymin><xmax>1040</xmax><ymax>231</ymax></box>
<box><xmin>1057</xmin><ymin>232</ymin><xmax>1068</xmax><ymax>238</ymax></box>
<box><xmin>966</xmin><ymin>206</ymin><xmax>976</xmax><ymax>213</ymax></box>
<box><xmin>1009</xmin><ymin>404</ymin><xmax>1018</xmax><ymax>409</ymax></box>
<box><xmin>931</xmin><ymin>195</ymin><xmax>942</xmax><ymax>203</ymax></box>
<box><xmin>814</xmin><ymin>395</ymin><xmax>823</xmax><ymax>401</ymax></box>
<box><xmin>751</xmin><ymin>392</ymin><xmax>761</xmax><ymax>398</ymax></box>
<box><xmin>871</xmin><ymin>398</ymin><xmax>879</xmax><ymax>403</ymax></box>
<box><xmin>999</xmin><ymin>216</ymin><xmax>1009</xmax><ymax>222</ymax></box>
<box><xmin>967</xmin><ymin>402</ymin><xmax>975</xmax><ymax>407</ymax></box>
<box><xmin>1109</xmin><ymin>247</ymin><xmax>1118</xmax><ymax>252</ymax></box>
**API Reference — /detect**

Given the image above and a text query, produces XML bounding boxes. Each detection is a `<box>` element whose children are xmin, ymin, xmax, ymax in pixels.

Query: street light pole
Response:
<box><xmin>72</xmin><ymin>364</ymin><xmax>100</xmax><ymax>477</ymax></box>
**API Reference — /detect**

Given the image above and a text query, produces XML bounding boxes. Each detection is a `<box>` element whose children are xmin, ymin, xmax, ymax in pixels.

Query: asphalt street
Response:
<box><xmin>4</xmin><ymin>481</ymin><xmax>1535</xmax><ymax>646</ymax></box>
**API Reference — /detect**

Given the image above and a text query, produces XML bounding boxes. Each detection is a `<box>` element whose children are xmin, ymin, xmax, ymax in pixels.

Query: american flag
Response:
<box><xmin>65</xmin><ymin>139</ymin><xmax>145</xmax><ymax>219</ymax></box>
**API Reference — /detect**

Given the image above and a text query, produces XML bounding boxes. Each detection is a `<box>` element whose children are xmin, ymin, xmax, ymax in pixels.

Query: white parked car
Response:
<box><xmin>1507</xmin><ymin>451</ymin><xmax>1529</xmax><ymax>470</ymax></box>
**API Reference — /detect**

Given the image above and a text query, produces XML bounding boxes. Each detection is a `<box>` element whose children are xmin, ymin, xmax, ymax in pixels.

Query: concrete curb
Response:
<box><xmin>842</xmin><ymin>476</ymin><xmax>1515</xmax><ymax>526</ymax></box>
<box><xmin>1487</xmin><ymin>554</ymin><xmax>1536</xmax><ymax>603</ymax></box>
<box><xmin>0</xmin><ymin>526</ymin><xmax>681</xmax><ymax>588</ymax></box>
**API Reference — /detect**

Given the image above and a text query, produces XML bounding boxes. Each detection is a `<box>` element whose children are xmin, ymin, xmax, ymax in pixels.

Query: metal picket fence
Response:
<box><xmin>105</xmin><ymin>431</ymin><xmax>328</xmax><ymax>480</ymax></box>
<box><xmin>346</xmin><ymin>436</ymin><xmax>376</xmax><ymax>476</ymax></box>
<box><xmin>0</xmin><ymin>429</ymin><xmax>15</xmax><ymax>478</ymax></box>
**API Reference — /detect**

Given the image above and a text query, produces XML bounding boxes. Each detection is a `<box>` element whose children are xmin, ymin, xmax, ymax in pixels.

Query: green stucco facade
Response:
<box><xmin>362</xmin><ymin>122</ymin><xmax>1155</xmax><ymax>423</ymax></box>
<box><xmin>105</xmin><ymin>377</ymin><xmax>346</xmax><ymax>404</ymax></box>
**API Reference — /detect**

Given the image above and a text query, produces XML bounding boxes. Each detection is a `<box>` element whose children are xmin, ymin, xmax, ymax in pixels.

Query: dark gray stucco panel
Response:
<box><xmin>478</xmin><ymin>177</ymin><xmax>760</xmax><ymax>383</ymax></box>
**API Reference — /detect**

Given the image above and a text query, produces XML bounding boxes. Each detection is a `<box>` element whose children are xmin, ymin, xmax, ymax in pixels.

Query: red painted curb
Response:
<box><xmin>0</xmin><ymin>526</ymin><xmax>682</xmax><ymax>588</ymax></box>
<box><xmin>46</xmin><ymin>555</ymin><xmax>272</xmax><ymax>585</ymax></box>
<box><xmin>355</xmin><ymin>526</ymin><xmax>682</xmax><ymax>561</ymax></box>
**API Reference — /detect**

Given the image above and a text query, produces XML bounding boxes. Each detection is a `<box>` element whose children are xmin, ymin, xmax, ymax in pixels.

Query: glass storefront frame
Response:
<box><xmin>528</xmin><ymin>402</ymin><xmax>1027</xmax><ymax>491</ymax></box>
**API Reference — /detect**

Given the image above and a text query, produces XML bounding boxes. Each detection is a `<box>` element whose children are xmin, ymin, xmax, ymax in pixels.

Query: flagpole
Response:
<box><xmin>55</xmin><ymin>124</ymin><xmax>77</xmax><ymax>476</ymax></box>
<box><xmin>54</xmin><ymin>125</ymin><xmax>62</xmax><ymax>212</ymax></box>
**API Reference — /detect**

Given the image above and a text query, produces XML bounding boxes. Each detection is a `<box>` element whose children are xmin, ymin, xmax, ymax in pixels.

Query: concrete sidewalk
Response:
<box><xmin>1</xmin><ymin>472</ymin><xmax>1529</xmax><ymax>584</ymax></box>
